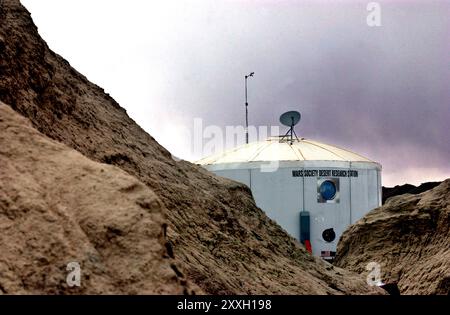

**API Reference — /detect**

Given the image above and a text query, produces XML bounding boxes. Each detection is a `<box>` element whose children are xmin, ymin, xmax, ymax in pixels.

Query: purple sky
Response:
<box><xmin>22</xmin><ymin>0</ymin><xmax>450</xmax><ymax>186</ymax></box>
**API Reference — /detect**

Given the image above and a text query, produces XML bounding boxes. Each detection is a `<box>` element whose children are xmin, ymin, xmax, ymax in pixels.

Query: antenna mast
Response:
<box><xmin>244</xmin><ymin>72</ymin><xmax>254</xmax><ymax>144</ymax></box>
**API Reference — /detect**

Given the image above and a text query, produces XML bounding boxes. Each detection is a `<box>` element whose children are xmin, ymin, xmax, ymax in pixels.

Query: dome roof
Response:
<box><xmin>197</xmin><ymin>137</ymin><xmax>377</xmax><ymax>165</ymax></box>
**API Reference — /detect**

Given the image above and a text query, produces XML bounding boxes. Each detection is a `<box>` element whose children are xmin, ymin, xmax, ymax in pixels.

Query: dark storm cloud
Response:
<box><xmin>22</xmin><ymin>0</ymin><xmax>449</xmax><ymax>185</ymax></box>
<box><xmin>162</xmin><ymin>0</ymin><xmax>449</xmax><ymax>185</ymax></box>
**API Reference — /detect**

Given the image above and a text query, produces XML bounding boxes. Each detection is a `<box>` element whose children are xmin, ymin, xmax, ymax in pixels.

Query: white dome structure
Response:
<box><xmin>197</xmin><ymin>136</ymin><xmax>382</xmax><ymax>260</ymax></box>
<box><xmin>198</xmin><ymin>136</ymin><xmax>376</xmax><ymax>165</ymax></box>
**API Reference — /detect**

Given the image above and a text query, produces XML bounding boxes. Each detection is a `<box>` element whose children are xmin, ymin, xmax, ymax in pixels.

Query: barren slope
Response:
<box><xmin>335</xmin><ymin>180</ymin><xmax>450</xmax><ymax>295</ymax></box>
<box><xmin>382</xmin><ymin>182</ymin><xmax>441</xmax><ymax>204</ymax></box>
<box><xmin>0</xmin><ymin>0</ymin><xmax>381</xmax><ymax>294</ymax></box>
<box><xmin>0</xmin><ymin>103</ymin><xmax>192</xmax><ymax>294</ymax></box>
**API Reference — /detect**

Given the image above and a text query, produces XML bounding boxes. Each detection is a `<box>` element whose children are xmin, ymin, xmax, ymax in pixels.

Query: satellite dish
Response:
<box><xmin>280</xmin><ymin>111</ymin><xmax>301</xmax><ymax>127</ymax></box>
<box><xmin>279</xmin><ymin>111</ymin><xmax>301</xmax><ymax>145</ymax></box>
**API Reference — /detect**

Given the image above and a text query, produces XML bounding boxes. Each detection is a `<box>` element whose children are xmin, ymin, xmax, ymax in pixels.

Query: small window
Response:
<box><xmin>322</xmin><ymin>228</ymin><xmax>336</xmax><ymax>242</ymax></box>
<box><xmin>317</xmin><ymin>177</ymin><xmax>340</xmax><ymax>203</ymax></box>
<box><xmin>320</xmin><ymin>180</ymin><xmax>337</xmax><ymax>200</ymax></box>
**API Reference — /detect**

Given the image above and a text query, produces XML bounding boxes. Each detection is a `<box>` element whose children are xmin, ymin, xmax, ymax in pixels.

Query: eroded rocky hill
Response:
<box><xmin>382</xmin><ymin>182</ymin><xmax>441</xmax><ymax>204</ymax></box>
<box><xmin>0</xmin><ymin>0</ymin><xmax>381</xmax><ymax>294</ymax></box>
<box><xmin>335</xmin><ymin>180</ymin><xmax>450</xmax><ymax>295</ymax></box>
<box><xmin>0</xmin><ymin>103</ymin><xmax>192</xmax><ymax>294</ymax></box>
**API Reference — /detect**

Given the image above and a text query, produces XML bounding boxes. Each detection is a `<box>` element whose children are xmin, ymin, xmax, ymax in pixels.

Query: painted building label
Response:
<box><xmin>292</xmin><ymin>169</ymin><xmax>358</xmax><ymax>177</ymax></box>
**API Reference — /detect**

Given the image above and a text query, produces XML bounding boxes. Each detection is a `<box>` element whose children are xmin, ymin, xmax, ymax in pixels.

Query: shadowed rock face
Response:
<box><xmin>382</xmin><ymin>182</ymin><xmax>441</xmax><ymax>204</ymax></box>
<box><xmin>0</xmin><ymin>0</ymin><xmax>381</xmax><ymax>294</ymax></box>
<box><xmin>0</xmin><ymin>103</ymin><xmax>191</xmax><ymax>294</ymax></box>
<box><xmin>335</xmin><ymin>179</ymin><xmax>450</xmax><ymax>295</ymax></box>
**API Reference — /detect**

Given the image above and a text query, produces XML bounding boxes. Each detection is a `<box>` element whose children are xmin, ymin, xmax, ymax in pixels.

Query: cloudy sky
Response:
<box><xmin>22</xmin><ymin>0</ymin><xmax>449</xmax><ymax>186</ymax></box>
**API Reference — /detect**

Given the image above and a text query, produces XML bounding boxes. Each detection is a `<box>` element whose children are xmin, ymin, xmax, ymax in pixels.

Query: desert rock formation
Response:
<box><xmin>335</xmin><ymin>180</ymin><xmax>450</xmax><ymax>295</ymax></box>
<box><xmin>0</xmin><ymin>103</ymin><xmax>191</xmax><ymax>294</ymax></box>
<box><xmin>0</xmin><ymin>0</ymin><xmax>382</xmax><ymax>294</ymax></box>
<box><xmin>382</xmin><ymin>182</ymin><xmax>441</xmax><ymax>204</ymax></box>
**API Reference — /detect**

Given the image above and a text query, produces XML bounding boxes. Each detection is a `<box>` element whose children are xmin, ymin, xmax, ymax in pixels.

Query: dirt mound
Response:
<box><xmin>382</xmin><ymin>182</ymin><xmax>441</xmax><ymax>204</ymax></box>
<box><xmin>0</xmin><ymin>0</ymin><xmax>381</xmax><ymax>294</ymax></box>
<box><xmin>0</xmin><ymin>103</ymin><xmax>192</xmax><ymax>294</ymax></box>
<box><xmin>335</xmin><ymin>179</ymin><xmax>450</xmax><ymax>295</ymax></box>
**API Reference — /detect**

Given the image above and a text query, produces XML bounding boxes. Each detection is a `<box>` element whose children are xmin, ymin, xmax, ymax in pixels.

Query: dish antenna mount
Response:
<box><xmin>279</xmin><ymin>111</ymin><xmax>301</xmax><ymax>145</ymax></box>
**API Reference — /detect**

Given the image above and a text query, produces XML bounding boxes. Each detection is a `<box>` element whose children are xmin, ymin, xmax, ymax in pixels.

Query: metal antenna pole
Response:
<box><xmin>244</xmin><ymin>72</ymin><xmax>254</xmax><ymax>144</ymax></box>
<box><xmin>290</xmin><ymin>117</ymin><xmax>294</xmax><ymax>145</ymax></box>
<box><xmin>245</xmin><ymin>76</ymin><xmax>248</xmax><ymax>144</ymax></box>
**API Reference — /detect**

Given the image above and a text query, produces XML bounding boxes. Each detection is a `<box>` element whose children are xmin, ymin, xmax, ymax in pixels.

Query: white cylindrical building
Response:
<box><xmin>197</xmin><ymin>136</ymin><xmax>382</xmax><ymax>260</ymax></box>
